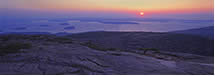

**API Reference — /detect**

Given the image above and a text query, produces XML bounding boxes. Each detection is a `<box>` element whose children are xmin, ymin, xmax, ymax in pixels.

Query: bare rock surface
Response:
<box><xmin>0</xmin><ymin>35</ymin><xmax>213</xmax><ymax>75</ymax></box>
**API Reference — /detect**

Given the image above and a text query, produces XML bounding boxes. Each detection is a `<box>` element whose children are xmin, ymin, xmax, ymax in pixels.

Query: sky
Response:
<box><xmin>0</xmin><ymin>0</ymin><xmax>214</xmax><ymax>19</ymax></box>
<box><xmin>0</xmin><ymin>0</ymin><xmax>214</xmax><ymax>33</ymax></box>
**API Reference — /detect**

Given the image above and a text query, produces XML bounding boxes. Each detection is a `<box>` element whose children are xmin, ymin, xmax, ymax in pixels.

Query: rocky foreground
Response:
<box><xmin>0</xmin><ymin>34</ymin><xmax>213</xmax><ymax>75</ymax></box>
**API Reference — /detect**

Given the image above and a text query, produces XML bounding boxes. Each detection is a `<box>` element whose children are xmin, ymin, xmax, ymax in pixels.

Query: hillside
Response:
<box><xmin>0</xmin><ymin>34</ymin><xmax>213</xmax><ymax>75</ymax></box>
<box><xmin>67</xmin><ymin>31</ymin><xmax>214</xmax><ymax>56</ymax></box>
<box><xmin>172</xmin><ymin>26</ymin><xmax>214</xmax><ymax>39</ymax></box>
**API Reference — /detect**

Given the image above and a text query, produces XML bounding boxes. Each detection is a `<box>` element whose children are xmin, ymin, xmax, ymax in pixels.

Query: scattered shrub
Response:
<box><xmin>138</xmin><ymin>48</ymin><xmax>159</xmax><ymax>51</ymax></box>
<box><xmin>0</xmin><ymin>42</ymin><xmax>32</xmax><ymax>55</ymax></box>
<box><xmin>46</xmin><ymin>37</ymin><xmax>73</xmax><ymax>43</ymax></box>
<box><xmin>110</xmin><ymin>53</ymin><xmax>122</xmax><ymax>56</ymax></box>
<box><xmin>106</xmin><ymin>48</ymin><xmax>117</xmax><ymax>51</ymax></box>
<box><xmin>0</xmin><ymin>35</ymin><xmax>11</xmax><ymax>41</ymax></box>
<box><xmin>138</xmin><ymin>48</ymin><xmax>160</xmax><ymax>54</ymax></box>
<box><xmin>82</xmin><ymin>41</ymin><xmax>117</xmax><ymax>51</ymax></box>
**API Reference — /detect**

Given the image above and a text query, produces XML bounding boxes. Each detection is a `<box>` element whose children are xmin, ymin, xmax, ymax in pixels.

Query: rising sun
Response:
<box><xmin>140</xmin><ymin>12</ymin><xmax>144</xmax><ymax>16</ymax></box>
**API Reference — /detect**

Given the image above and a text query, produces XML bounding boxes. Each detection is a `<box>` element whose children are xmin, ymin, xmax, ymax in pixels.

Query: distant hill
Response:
<box><xmin>171</xmin><ymin>26</ymin><xmax>214</xmax><ymax>39</ymax></box>
<box><xmin>67</xmin><ymin>31</ymin><xmax>214</xmax><ymax>56</ymax></box>
<box><xmin>0</xmin><ymin>32</ymin><xmax>52</xmax><ymax>35</ymax></box>
<box><xmin>55</xmin><ymin>32</ymin><xmax>72</xmax><ymax>36</ymax></box>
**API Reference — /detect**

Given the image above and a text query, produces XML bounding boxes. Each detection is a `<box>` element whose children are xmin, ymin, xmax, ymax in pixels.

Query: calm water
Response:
<box><xmin>0</xmin><ymin>18</ymin><xmax>213</xmax><ymax>33</ymax></box>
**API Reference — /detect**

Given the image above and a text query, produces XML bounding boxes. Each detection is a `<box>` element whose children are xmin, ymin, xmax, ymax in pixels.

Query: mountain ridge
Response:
<box><xmin>67</xmin><ymin>31</ymin><xmax>214</xmax><ymax>56</ymax></box>
<box><xmin>171</xmin><ymin>26</ymin><xmax>214</xmax><ymax>39</ymax></box>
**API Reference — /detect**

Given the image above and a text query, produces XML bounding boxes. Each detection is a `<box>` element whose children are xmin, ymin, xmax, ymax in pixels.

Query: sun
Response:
<box><xmin>140</xmin><ymin>12</ymin><xmax>144</xmax><ymax>16</ymax></box>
